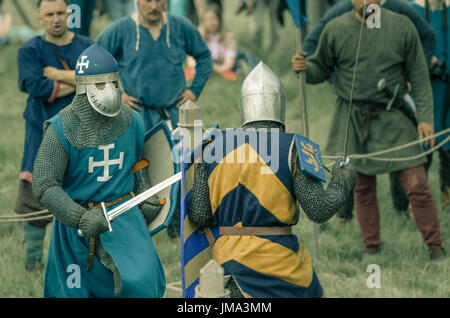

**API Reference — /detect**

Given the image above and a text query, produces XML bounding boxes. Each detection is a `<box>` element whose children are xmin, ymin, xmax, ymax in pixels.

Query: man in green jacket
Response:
<box><xmin>292</xmin><ymin>0</ymin><xmax>445</xmax><ymax>260</ymax></box>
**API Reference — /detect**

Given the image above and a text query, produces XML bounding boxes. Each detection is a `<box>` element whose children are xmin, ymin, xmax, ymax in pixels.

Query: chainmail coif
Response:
<box><xmin>59</xmin><ymin>94</ymin><xmax>134</xmax><ymax>150</ymax></box>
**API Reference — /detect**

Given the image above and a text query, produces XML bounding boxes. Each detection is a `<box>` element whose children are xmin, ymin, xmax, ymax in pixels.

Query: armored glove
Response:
<box><xmin>78</xmin><ymin>209</ymin><xmax>109</xmax><ymax>237</ymax></box>
<box><xmin>140</xmin><ymin>196</ymin><xmax>165</xmax><ymax>225</ymax></box>
<box><xmin>331</xmin><ymin>159</ymin><xmax>358</xmax><ymax>194</ymax></box>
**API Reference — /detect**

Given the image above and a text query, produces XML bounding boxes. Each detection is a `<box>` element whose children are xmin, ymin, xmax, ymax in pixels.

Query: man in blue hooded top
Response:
<box><xmin>97</xmin><ymin>0</ymin><xmax>212</xmax><ymax>132</ymax></box>
<box><xmin>32</xmin><ymin>44</ymin><xmax>166</xmax><ymax>298</ymax></box>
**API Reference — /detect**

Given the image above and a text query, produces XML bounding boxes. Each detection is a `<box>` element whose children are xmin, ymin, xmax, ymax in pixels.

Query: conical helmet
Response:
<box><xmin>239</xmin><ymin>61</ymin><xmax>286</xmax><ymax>126</ymax></box>
<box><xmin>75</xmin><ymin>44</ymin><xmax>122</xmax><ymax>117</ymax></box>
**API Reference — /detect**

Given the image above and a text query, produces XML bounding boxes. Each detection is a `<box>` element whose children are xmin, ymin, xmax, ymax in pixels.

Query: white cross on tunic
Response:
<box><xmin>76</xmin><ymin>56</ymin><xmax>90</xmax><ymax>74</ymax></box>
<box><xmin>88</xmin><ymin>144</ymin><xmax>124</xmax><ymax>182</ymax></box>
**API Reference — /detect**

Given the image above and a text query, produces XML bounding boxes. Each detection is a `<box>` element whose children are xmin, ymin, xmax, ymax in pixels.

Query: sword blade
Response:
<box><xmin>107</xmin><ymin>172</ymin><xmax>182</xmax><ymax>221</ymax></box>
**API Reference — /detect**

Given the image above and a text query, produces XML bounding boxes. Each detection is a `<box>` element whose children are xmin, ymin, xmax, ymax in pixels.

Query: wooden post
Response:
<box><xmin>178</xmin><ymin>100</ymin><xmax>203</xmax><ymax>151</ymax></box>
<box><xmin>195</xmin><ymin>259</ymin><xmax>230</xmax><ymax>298</ymax></box>
<box><xmin>294</xmin><ymin>13</ymin><xmax>320</xmax><ymax>262</ymax></box>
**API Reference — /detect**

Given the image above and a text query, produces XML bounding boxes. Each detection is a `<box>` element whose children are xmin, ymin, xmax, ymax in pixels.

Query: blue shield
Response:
<box><xmin>294</xmin><ymin>135</ymin><xmax>326</xmax><ymax>183</ymax></box>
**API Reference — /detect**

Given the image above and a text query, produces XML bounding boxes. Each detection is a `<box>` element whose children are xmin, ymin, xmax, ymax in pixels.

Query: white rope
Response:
<box><xmin>0</xmin><ymin>214</ymin><xmax>53</xmax><ymax>224</ymax></box>
<box><xmin>323</xmin><ymin>128</ymin><xmax>450</xmax><ymax>169</ymax></box>
<box><xmin>323</xmin><ymin>128</ymin><xmax>450</xmax><ymax>160</ymax></box>
<box><xmin>0</xmin><ymin>209</ymin><xmax>50</xmax><ymax>218</ymax></box>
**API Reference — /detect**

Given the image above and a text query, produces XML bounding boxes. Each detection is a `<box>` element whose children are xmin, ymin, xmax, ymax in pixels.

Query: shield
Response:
<box><xmin>294</xmin><ymin>134</ymin><xmax>326</xmax><ymax>183</ymax></box>
<box><xmin>142</xmin><ymin>121</ymin><xmax>180</xmax><ymax>235</ymax></box>
<box><xmin>181</xmin><ymin>125</ymin><xmax>220</xmax><ymax>298</ymax></box>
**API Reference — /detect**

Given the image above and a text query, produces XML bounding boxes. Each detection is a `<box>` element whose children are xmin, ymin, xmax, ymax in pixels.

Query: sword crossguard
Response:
<box><xmin>101</xmin><ymin>202</ymin><xmax>113</xmax><ymax>233</ymax></box>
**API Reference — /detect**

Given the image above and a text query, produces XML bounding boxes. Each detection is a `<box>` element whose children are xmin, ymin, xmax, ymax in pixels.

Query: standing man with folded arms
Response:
<box><xmin>15</xmin><ymin>0</ymin><xmax>93</xmax><ymax>270</ymax></box>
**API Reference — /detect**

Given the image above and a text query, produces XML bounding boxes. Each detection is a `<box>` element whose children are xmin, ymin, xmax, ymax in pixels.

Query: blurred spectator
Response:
<box><xmin>237</xmin><ymin>0</ymin><xmax>283</xmax><ymax>49</ymax></box>
<box><xmin>411</xmin><ymin>0</ymin><xmax>450</xmax><ymax>211</ymax></box>
<box><xmin>0</xmin><ymin>0</ymin><xmax>38</xmax><ymax>45</ymax></box>
<box><xmin>0</xmin><ymin>2</ymin><xmax>12</xmax><ymax>44</ymax></box>
<box><xmin>169</xmin><ymin>0</ymin><xmax>190</xmax><ymax>17</ymax></box>
<box><xmin>170</xmin><ymin>0</ymin><xmax>221</xmax><ymax>25</ymax></box>
<box><xmin>186</xmin><ymin>3</ymin><xmax>258</xmax><ymax>81</ymax></box>
<box><xmin>301</xmin><ymin>0</ymin><xmax>438</xmax><ymax>224</ymax></box>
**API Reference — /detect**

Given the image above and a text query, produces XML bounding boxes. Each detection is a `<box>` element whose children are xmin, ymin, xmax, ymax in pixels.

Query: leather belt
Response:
<box><xmin>219</xmin><ymin>226</ymin><xmax>292</xmax><ymax>236</ymax></box>
<box><xmin>83</xmin><ymin>192</ymin><xmax>135</xmax><ymax>210</ymax></box>
<box><xmin>202</xmin><ymin>226</ymin><xmax>292</xmax><ymax>248</ymax></box>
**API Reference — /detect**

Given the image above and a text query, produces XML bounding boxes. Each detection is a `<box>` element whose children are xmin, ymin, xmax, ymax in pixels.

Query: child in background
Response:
<box><xmin>185</xmin><ymin>3</ymin><xmax>257</xmax><ymax>81</ymax></box>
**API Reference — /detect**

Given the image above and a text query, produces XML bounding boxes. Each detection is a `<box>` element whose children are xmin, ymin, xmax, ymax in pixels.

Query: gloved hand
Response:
<box><xmin>140</xmin><ymin>196</ymin><xmax>166</xmax><ymax>225</ymax></box>
<box><xmin>331</xmin><ymin>158</ymin><xmax>358</xmax><ymax>193</ymax></box>
<box><xmin>78</xmin><ymin>209</ymin><xmax>109</xmax><ymax>237</ymax></box>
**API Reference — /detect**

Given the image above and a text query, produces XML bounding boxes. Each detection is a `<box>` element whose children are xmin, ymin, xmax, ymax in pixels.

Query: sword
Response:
<box><xmin>378</xmin><ymin>78</ymin><xmax>418</xmax><ymax>126</ymax></box>
<box><xmin>78</xmin><ymin>172</ymin><xmax>182</xmax><ymax>236</ymax></box>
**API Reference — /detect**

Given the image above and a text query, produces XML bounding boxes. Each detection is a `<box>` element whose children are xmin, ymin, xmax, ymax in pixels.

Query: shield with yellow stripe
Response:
<box><xmin>180</xmin><ymin>127</ymin><xmax>220</xmax><ymax>298</ymax></box>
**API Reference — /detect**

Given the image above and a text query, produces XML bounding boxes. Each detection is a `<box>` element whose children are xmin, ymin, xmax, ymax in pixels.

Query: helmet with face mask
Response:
<box><xmin>75</xmin><ymin>44</ymin><xmax>122</xmax><ymax>117</ymax></box>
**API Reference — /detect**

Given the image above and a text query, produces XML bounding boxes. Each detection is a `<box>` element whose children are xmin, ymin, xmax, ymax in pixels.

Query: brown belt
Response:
<box><xmin>220</xmin><ymin>226</ymin><xmax>292</xmax><ymax>236</ymax></box>
<box><xmin>83</xmin><ymin>192</ymin><xmax>135</xmax><ymax>271</ymax></box>
<box><xmin>204</xmin><ymin>226</ymin><xmax>292</xmax><ymax>248</ymax></box>
<box><xmin>83</xmin><ymin>192</ymin><xmax>135</xmax><ymax>210</ymax></box>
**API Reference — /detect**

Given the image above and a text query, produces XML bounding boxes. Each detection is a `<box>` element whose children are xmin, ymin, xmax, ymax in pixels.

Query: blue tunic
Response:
<box><xmin>44</xmin><ymin>111</ymin><xmax>165</xmax><ymax>298</ymax></box>
<box><xmin>17</xmin><ymin>34</ymin><xmax>94</xmax><ymax>175</ymax></box>
<box><xmin>97</xmin><ymin>15</ymin><xmax>212</xmax><ymax>131</ymax></box>
<box><xmin>411</xmin><ymin>3</ymin><xmax>450</xmax><ymax>150</ymax></box>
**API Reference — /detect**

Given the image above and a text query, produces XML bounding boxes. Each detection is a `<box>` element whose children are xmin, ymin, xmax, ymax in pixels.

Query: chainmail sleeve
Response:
<box><xmin>291</xmin><ymin>144</ymin><xmax>355</xmax><ymax>224</ymax></box>
<box><xmin>32</xmin><ymin>123</ymin><xmax>87</xmax><ymax>228</ymax></box>
<box><xmin>187</xmin><ymin>163</ymin><xmax>215</xmax><ymax>227</ymax></box>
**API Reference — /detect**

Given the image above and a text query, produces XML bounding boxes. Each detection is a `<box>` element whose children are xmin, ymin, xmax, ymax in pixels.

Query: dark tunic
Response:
<box><xmin>17</xmin><ymin>34</ymin><xmax>94</xmax><ymax>177</ymax></box>
<box><xmin>306</xmin><ymin>9</ymin><xmax>434</xmax><ymax>175</ymax></box>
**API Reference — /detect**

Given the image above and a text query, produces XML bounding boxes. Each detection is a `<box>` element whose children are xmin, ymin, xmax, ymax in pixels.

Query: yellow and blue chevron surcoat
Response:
<box><xmin>203</xmin><ymin>129</ymin><xmax>323</xmax><ymax>298</ymax></box>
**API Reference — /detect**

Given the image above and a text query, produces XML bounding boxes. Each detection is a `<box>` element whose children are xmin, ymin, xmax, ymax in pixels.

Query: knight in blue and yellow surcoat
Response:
<box><xmin>188</xmin><ymin>62</ymin><xmax>357</xmax><ymax>298</ymax></box>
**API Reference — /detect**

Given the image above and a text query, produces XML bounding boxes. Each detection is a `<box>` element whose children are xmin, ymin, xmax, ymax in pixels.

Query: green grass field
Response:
<box><xmin>0</xmin><ymin>0</ymin><xmax>448</xmax><ymax>298</ymax></box>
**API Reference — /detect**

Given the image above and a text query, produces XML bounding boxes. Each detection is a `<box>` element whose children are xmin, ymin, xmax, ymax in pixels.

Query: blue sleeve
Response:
<box><xmin>182</xmin><ymin>19</ymin><xmax>212</xmax><ymax>98</ymax></box>
<box><xmin>18</xmin><ymin>44</ymin><xmax>56</xmax><ymax>103</ymax></box>
<box><xmin>392</xmin><ymin>0</ymin><xmax>436</xmax><ymax>63</ymax></box>
<box><xmin>96</xmin><ymin>21</ymin><xmax>122</xmax><ymax>58</ymax></box>
<box><xmin>303</xmin><ymin>0</ymin><xmax>354</xmax><ymax>56</ymax></box>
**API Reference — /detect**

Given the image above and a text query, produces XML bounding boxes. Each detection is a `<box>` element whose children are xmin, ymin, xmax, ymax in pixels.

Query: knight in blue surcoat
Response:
<box><xmin>32</xmin><ymin>44</ymin><xmax>166</xmax><ymax>298</ymax></box>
